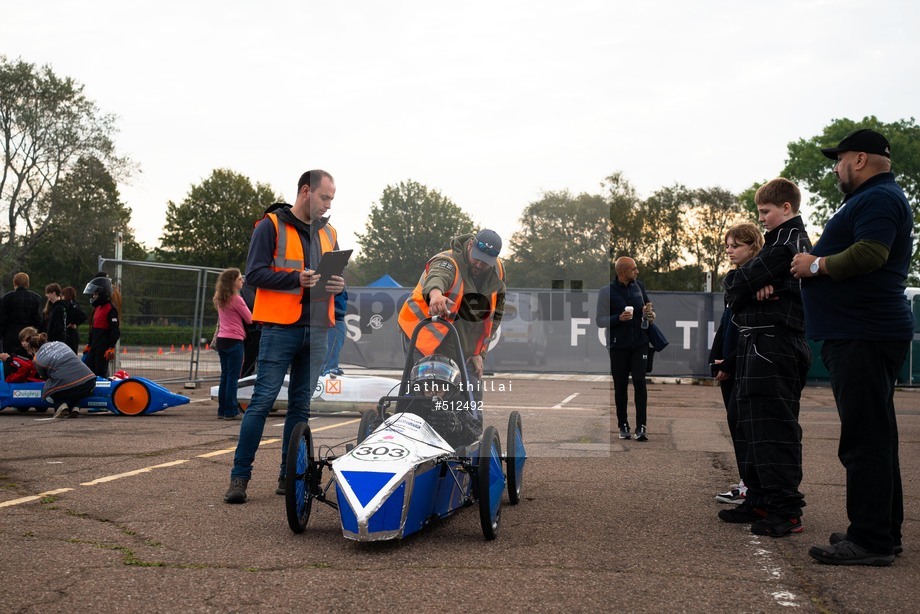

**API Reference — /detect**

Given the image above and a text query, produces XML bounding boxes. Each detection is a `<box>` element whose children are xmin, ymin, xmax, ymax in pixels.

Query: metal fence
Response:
<box><xmin>99</xmin><ymin>258</ymin><xmax>223</xmax><ymax>382</ymax></box>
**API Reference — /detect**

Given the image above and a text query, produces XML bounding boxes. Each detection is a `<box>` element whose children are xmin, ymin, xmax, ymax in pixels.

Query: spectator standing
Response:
<box><xmin>322</xmin><ymin>290</ymin><xmax>348</xmax><ymax>376</ymax></box>
<box><xmin>43</xmin><ymin>284</ymin><xmax>68</xmax><ymax>344</ymax></box>
<box><xmin>718</xmin><ymin>178</ymin><xmax>811</xmax><ymax>538</ymax></box>
<box><xmin>792</xmin><ymin>128</ymin><xmax>912</xmax><ymax>566</ymax></box>
<box><xmin>213</xmin><ymin>268</ymin><xmax>253</xmax><ymax>420</ymax></box>
<box><xmin>60</xmin><ymin>286</ymin><xmax>87</xmax><ymax>354</ymax></box>
<box><xmin>595</xmin><ymin>257</ymin><xmax>656</xmax><ymax>441</ymax></box>
<box><xmin>83</xmin><ymin>274</ymin><xmax>120</xmax><ymax>377</ymax></box>
<box><xmin>710</xmin><ymin>223</ymin><xmax>764</xmax><ymax>505</ymax></box>
<box><xmin>224</xmin><ymin>170</ymin><xmax>344</xmax><ymax>504</ymax></box>
<box><xmin>0</xmin><ymin>272</ymin><xmax>43</xmax><ymax>354</ymax></box>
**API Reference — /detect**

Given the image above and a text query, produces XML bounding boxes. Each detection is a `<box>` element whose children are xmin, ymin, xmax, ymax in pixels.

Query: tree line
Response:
<box><xmin>4</xmin><ymin>56</ymin><xmax>920</xmax><ymax>296</ymax></box>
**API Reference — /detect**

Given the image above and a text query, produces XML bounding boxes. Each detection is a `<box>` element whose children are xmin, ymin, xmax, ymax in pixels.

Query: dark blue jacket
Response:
<box><xmin>595</xmin><ymin>279</ymin><xmax>650</xmax><ymax>350</ymax></box>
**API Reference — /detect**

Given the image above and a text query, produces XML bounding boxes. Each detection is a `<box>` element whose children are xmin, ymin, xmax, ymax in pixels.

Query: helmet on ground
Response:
<box><xmin>408</xmin><ymin>354</ymin><xmax>462</xmax><ymax>398</ymax></box>
<box><xmin>84</xmin><ymin>275</ymin><xmax>112</xmax><ymax>306</ymax></box>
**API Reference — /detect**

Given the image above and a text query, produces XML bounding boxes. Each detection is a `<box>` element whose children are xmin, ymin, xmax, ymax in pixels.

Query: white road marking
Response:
<box><xmin>552</xmin><ymin>393</ymin><xmax>580</xmax><ymax>409</ymax></box>
<box><xmin>1</xmin><ymin>418</ymin><xmax>362</xmax><ymax>508</ymax></box>
<box><xmin>0</xmin><ymin>488</ymin><xmax>74</xmax><ymax>508</ymax></box>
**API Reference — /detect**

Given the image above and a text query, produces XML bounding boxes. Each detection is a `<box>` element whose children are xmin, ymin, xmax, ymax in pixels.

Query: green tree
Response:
<box><xmin>782</xmin><ymin>116</ymin><xmax>920</xmax><ymax>279</ymax></box>
<box><xmin>505</xmin><ymin>190</ymin><xmax>610</xmax><ymax>289</ymax></box>
<box><xmin>602</xmin><ymin>172</ymin><xmax>644</xmax><ymax>269</ymax></box>
<box><xmin>683</xmin><ymin>187</ymin><xmax>748</xmax><ymax>280</ymax></box>
<box><xmin>637</xmin><ymin>183</ymin><xmax>690</xmax><ymax>274</ymax></box>
<box><xmin>24</xmin><ymin>156</ymin><xmax>145</xmax><ymax>290</ymax></box>
<box><xmin>156</xmin><ymin>169</ymin><xmax>280</xmax><ymax>269</ymax></box>
<box><xmin>0</xmin><ymin>56</ymin><xmax>127</xmax><ymax>274</ymax></box>
<box><xmin>353</xmin><ymin>180</ymin><xmax>475</xmax><ymax>286</ymax></box>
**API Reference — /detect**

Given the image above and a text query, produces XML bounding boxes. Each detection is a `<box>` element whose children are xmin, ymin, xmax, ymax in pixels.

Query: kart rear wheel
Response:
<box><xmin>285</xmin><ymin>421</ymin><xmax>315</xmax><ymax>533</ymax></box>
<box><xmin>112</xmin><ymin>380</ymin><xmax>151</xmax><ymax>416</ymax></box>
<box><xmin>356</xmin><ymin>409</ymin><xmax>382</xmax><ymax>444</ymax></box>
<box><xmin>505</xmin><ymin>411</ymin><xmax>525</xmax><ymax>504</ymax></box>
<box><xmin>477</xmin><ymin>426</ymin><xmax>504</xmax><ymax>540</ymax></box>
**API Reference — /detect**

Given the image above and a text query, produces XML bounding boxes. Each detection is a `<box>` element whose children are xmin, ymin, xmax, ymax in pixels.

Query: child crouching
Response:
<box><xmin>26</xmin><ymin>332</ymin><xmax>97</xmax><ymax>419</ymax></box>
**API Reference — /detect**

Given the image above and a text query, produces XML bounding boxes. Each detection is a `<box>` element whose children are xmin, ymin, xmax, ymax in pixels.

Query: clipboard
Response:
<box><xmin>305</xmin><ymin>249</ymin><xmax>352</xmax><ymax>301</ymax></box>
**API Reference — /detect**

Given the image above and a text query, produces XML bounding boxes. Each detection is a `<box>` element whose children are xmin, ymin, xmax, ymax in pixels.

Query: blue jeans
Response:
<box><xmin>231</xmin><ymin>325</ymin><xmax>327</xmax><ymax>481</ymax></box>
<box><xmin>216</xmin><ymin>341</ymin><xmax>244</xmax><ymax>417</ymax></box>
<box><xmin>322</xmin><ymin>318</ymin><xmax>347</xmax><ymax>372</ymax></box>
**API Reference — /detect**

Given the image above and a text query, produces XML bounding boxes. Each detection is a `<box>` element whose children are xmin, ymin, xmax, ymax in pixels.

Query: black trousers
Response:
<box><xmin>47</xmin><ymin>378</ymin><xmax>96</xmax><ymax>409</ymax></box>
<box><xmin>719</xmin><ymin>379</ymin><xmax>745</xmax><ymax>482</ymax></box>
<box><xmin>608</xmin><ymin>346</ymin><xmax>648</xmax><ymax>428</ymax></box>
<box><xmin>823</xmin><ymin>338</ymin><xmax>908</xmax><ymax>555</ymax></box>
<box><xmin>732</xmin><ymin>330</ymin><xmax>810</xmax><ymax>517</ymax></box>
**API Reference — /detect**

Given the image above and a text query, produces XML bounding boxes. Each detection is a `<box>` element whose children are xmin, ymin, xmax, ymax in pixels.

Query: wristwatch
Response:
<box><xmin>809</xmin><ymin>257</ymin><xmax>822</xmax><ymax>275</ymax></box>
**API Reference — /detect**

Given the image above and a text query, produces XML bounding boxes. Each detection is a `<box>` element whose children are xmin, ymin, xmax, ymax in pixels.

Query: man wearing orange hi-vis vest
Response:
<box><xmin>225</xmin><ymin>170</ymin><xmax>345</xmax><ymax>505</ymax></box>
<box><xmin>397</xmin><ymin>229</ymin><xmax>506</xmax><ymax>418</ymax></box>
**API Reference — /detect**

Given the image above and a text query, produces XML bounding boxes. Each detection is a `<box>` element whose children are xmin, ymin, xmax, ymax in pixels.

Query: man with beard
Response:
<box><xmin>397</xmin><ymin>230</ymin><xmax>506</xmax><ymax>441</ymax></box>
<box><xmin>792</xmin><ymin>128</ymin><xmax>912</xmax><ymax>566</ymax></box>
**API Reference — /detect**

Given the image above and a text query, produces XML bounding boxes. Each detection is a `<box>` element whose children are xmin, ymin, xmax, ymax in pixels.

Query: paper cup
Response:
<box><xmin>624</xmin><ymin>306</ymin><xmax>634</xmax><ymax>315</ymax></box>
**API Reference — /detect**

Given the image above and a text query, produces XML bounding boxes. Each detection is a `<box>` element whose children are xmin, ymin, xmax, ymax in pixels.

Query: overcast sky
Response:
<box><xmin>3</xmin><ymin>1</ymin><xmax>918</xmax><ymax>256</ymax></box>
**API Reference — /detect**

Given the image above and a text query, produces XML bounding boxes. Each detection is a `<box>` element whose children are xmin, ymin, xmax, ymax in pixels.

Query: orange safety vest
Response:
<box><xmin>398</xmin><ymin>252</ymin><xmax>504</xmax><ymax>356</ymax></box>
<box><xmin>251</xmin><ymin>212</ymin><xmax>337</xmax><ymax>326</ymax></box>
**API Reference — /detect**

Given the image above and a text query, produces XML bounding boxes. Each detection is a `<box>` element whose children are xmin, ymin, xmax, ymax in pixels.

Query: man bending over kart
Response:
<box><xmin>397</xmin><ymin>229</ymin><xmax>506</xmax><ymax>440</ymax></box>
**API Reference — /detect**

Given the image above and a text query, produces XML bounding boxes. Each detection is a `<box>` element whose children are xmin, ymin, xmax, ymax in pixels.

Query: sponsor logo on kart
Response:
<box><xmin>12</xmin><ymin>390</ymin><xmax>42</xmax><ymax>398</ymax></box>
<box><xmin>88</xmin><ymin>401</ymin><xmax>109</xmax><ymax>407</ymax></box>
<box><xmin>325</xmin><ymin>379</ymin><xmax>341</xmax><ymax>394</ymax></box>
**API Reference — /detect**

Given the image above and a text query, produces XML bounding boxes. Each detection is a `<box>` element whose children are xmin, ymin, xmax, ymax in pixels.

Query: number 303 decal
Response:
<box><xmin>352</xmin><ymin>443</ymin><xmax>409</xmax><ymax>461</ymax></box>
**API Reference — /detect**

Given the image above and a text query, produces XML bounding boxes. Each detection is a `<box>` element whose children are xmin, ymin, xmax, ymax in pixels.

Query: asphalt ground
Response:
<box><xmin>1</xmin><ymin>373</ymin><xmax>918</xmax><ymax>613</ymax></box>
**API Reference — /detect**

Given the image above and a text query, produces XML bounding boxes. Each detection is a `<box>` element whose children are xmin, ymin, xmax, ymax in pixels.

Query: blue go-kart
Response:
<box><xmin>0</xmin><ymin>364</ymin><xmax>190</xmax><ymax>416</ymax></box>
<box><xmin>284</xmin><ymin>316</ymin><xmax>526</xmax><ymax>541</ymax></box>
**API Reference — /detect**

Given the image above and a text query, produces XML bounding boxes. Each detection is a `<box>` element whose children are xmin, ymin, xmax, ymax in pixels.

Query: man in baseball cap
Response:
<box><xmin>821</xmin><ymin>128</ymin><xmax>891</xmax><ymax>159</ymax></box>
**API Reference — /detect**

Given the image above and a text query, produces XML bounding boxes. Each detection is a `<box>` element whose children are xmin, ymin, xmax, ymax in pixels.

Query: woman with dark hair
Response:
<box><xmin>43</xmin><ymin>284</ymin><xmax>67</xmax><ymax>344</ymax></box>
<box><xmin>60</xmin><ymin>286</ymin><xmax>87</xmax><ymax>354</ymax></box>
<box><xmin>26</xmin><ymin>330</ymin><xmax>96</xmax><ymax>419</ymax></box>
<box><xmin>213</xmin><ymin>268</ymin><xmax>252</xmax><ymax>420</ymax></box>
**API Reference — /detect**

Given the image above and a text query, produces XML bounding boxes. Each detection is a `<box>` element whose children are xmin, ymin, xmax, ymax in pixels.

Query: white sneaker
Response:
<box><xmin>52</xmin><ymin>403</ymin><xmax>70</xmax><ymax>419</ymax></box>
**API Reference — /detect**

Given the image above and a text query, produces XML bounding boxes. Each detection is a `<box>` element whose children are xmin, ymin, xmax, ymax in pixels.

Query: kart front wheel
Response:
<box><xmin>285</xmin><ymin>421</ymin><xmax>315</xmax><ymax>533</ymax></box>
<box><xmin>357</xmin><ymin>409</ymin><xmax>382</xmax><ymax>445</ymax></box>
<box><xmin>506</xmin><ymin>411</ymin><xmax>526</xmax><ymax>505</ymax></box>
<box><xmin>112</xmin><ymin>380</ymin><xmax>151</xmax><ymax>416</ymax></box>
<box><xmin>477</xmin><ymin>426</ymin><xmax>504</xmax><ymax>540</ymax></box>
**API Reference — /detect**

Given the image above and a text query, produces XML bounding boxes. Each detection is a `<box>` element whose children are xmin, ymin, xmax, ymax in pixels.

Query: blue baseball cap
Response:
<box><xmin>471</xmin><ymin>229</ymin><xmax>502</xmax><ymax>266</ymax></box>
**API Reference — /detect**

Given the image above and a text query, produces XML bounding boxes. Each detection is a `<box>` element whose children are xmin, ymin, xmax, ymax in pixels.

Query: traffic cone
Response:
<box><xmin>170</xmin><ymin>344</ymin><xmax>175</xmax><ymax>353</ymax></box>
<box><xmin>205</xmin><ymin>342</ymin><xmax>210</xmax><ymax>350</ymax></box>
<box><xmin>122</xmin><ymin>347</ymin><xmax>127</xmax><ymax>354</ymax></box>
<box><xmin>158</xmin><ymin>347</ymin><xmax>164</xmax><ymax>355</ymax></box>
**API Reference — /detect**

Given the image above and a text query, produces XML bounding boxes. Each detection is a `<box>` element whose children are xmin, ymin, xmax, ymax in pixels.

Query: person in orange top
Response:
<box><xmin>224</xmin><ymin>169</ymin><xmax>344</xmax><ymax>505</ymax></box>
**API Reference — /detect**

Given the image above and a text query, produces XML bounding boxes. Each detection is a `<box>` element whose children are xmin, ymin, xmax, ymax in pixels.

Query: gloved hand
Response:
<box><xmin>104</xmin><ymin>348</ymin><xmax>116</xmax><ymax>361</ymax></box>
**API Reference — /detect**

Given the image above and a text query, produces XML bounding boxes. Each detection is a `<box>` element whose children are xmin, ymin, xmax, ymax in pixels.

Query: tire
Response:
<box><xmin>357</xmin><ymin>409</ymin><xmax>381</xmax><ymax>445</ymax></box>
<box><xmin>506</xmin><ymin>411</ymin><xmax>525</xmax><ymax>505</ymax></box>
<box><xmin>285</xmin><ymin>421</ymin><xmax>315</xmax><ymax>533</ymax></box>
<box><xmin>112</xmin><ymin>380</ymin><xmax>151</xmax><ymax>416</ymax></box>
<box><xmin>477</xmin><ymin>426</ymin><xmax>504</xmax><ymax>540</ymax></box>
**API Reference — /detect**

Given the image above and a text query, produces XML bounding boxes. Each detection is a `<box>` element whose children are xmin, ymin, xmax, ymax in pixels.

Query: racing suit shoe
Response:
<box><xmin>224</xmin><ymin>478</ymin><xmax>249</xmax><ymax>504</ymax></box>
<box><xmin>809</xmin><ymin>539</ymin><xmax>895</xmax><ymax>566</ymax></box>
<box><xmin>275</xmin><ymin>478</ymin><xmax>285</xmax><ymax>496</ymax></box>
<box><xmin>52</xmin><ymin>403</ymin><xmax>71</xmax><ymax>419</ymax></box>
<box><xmin>635</xmin><ymin>425</ymin><xmax>648</xmax><ymax>441</ymax></box>
<box><xmin>751</xmin><ymin>514</ymin><xmax>803</xmax><ymax>537</ymax></box>
<box><xmin>830</xmin><ymin>532</ymin><xmax>902</xmax><ymax>556</ymax></box>
<box><xmin>718</xmin><ymin>502</ymin><xmax>766</xmax><ymax>524</ymax></box>
<box><xmin>618</xmin><ymin>425</ymin><xmax>631</xmax><ymax>440</ymax></box>
<box><xmin>67</xmin><ymin>409</ymin><xmax>80</xmax><ymax>418</ymax></box>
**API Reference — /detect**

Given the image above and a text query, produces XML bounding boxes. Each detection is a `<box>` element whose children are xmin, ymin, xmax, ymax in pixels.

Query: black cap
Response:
<box><xmin>821</xmin><ymin>128</ymin><xmax>891</xmax><ymax>160</ymax></box>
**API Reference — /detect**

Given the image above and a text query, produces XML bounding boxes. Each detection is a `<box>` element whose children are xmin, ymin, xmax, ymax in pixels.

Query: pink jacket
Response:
<box><xmin>217</xmin><ymin>294</ymin><xmax>253</xmax><ymax>341</ymax></box>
